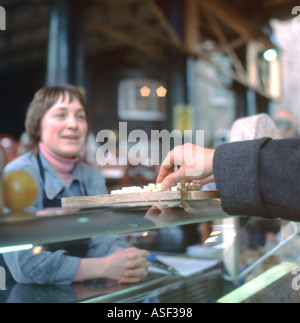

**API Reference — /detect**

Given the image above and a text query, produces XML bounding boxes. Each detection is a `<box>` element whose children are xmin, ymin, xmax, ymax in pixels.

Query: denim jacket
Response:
<box><xmin>3</xmin><ymin>152</ymin><xmax>127</xmax><ymax>285</ymax></box>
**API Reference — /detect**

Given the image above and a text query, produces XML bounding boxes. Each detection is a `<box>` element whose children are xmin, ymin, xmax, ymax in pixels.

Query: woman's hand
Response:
<box><xmin>78</xmin><ymin>247</ymin><xmax>151</xmax><ymax>284</ymax></box>
<box><xmin>104</xmin><ymin>247</ymin><xmax>151</xmax><ymax>284</ymax></box>
<box><xmin>156</xmin><ymin>143</ymin><xmax>215</xmax><ymax>188</ymax></box>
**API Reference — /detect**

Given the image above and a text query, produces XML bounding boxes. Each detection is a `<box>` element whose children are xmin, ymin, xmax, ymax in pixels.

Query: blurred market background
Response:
<box><xmin>0</xmin><ymin>0</ymin><xmax>300</xmax><ymax>187</ymax></box>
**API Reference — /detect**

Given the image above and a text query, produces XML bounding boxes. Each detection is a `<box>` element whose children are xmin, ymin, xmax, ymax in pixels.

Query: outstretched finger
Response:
<box><xmin>160</xmin><ymin>167</ymin><xmax>187</xmax><ymax>187</ymax></box>
<box><xmin>156</xmin><ymin>164</ymin><xmax>175</xmax><ymax>185</ymax></box>
<box><xmin>156</xmin><ymin>150</ymin><xmax>175</xmax><ymax>184</ymax></box>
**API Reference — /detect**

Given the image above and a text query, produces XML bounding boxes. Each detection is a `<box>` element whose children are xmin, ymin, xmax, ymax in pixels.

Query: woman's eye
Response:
<box><xmin>55</xmin><ymin>113</ymin><xmax>66</xmax><ymax>119</ymax></box>
<box><xmin>77</xmin><ymin>114</ymin><xmax>87</xmax><ymax>121</ymax></box>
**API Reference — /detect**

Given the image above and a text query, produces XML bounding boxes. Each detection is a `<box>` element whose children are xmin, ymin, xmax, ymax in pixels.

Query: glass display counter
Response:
<box><xmin>0</xmin><ymin>199</ymin><xmax>299</xmax><ymax>303</ymax></box>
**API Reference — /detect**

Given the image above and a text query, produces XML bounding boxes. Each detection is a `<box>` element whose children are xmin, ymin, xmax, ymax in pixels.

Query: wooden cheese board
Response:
<box><xmin>61</xmin><ymin>190</ymin><xmax>220</xmax><ymax>209</ymax></box>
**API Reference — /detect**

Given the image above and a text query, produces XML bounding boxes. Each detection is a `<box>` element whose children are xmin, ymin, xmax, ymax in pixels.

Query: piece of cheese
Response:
<box><xmin>111</xmin><ymin>182</ymin><xmax>201</xmax><ymax>195</ymax></box>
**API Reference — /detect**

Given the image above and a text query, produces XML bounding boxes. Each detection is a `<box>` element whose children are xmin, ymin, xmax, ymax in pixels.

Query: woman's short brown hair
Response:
<box><xmin>25</xmin><ymin>84</ymin><xmax>90</xmax><ymax>152</ymax></box>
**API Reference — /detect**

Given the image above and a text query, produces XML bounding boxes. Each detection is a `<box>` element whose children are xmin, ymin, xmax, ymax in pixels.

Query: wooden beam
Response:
<box><xmin>205</xmin><ymin>56</ymin><xmax>273</xmax><ymax>100</ymax></box>
<box><xmin>86</xmin><ymin>21</ymin><xmax>164</xmax><ymax>60</ymax></box>
<box><xmin>205</xmin><ymin>10</ymin><xmax>246</xmax><ymax>81</ymax></box>
<box><xmin>198</xmin><ymin>0</ymin><xmax>259</xmax><ymax>39</ymax></box>
<box><xmin>85</xmin><ymin>38</ymin><xmax>126</xmax><ymax>57</ymax></box>
<box><xmin>199</xmin><ymin>37</ymin><xmax>247</xmax><ymax>60</ymax></box>
<box><xmin>184</xmin><ymin>0</ymin><xmax>200</xmax><ymax>54</ymax></box>
<box><xmin>1</xmin><ymin>0</ymin><xmax>41</xmax><ymax>6</ymax></box>
<box><xmin>145</xmin><ymin>0</ymin><xmax>183</xmax><ymax>50</ymax></box>
<box><xmin>0</xmin><ymin>27</ymin><xmax>47</xmax><ymax>53</ymax></box>
<box><xmin>124</xmin><ymin>13</ymin><xmax>179</xmax><ymax>49</ymax></box>
<box><xmin>263</xmin><ymin>0</ymin><xmax>296</xmax><ymax>7</ymax></box>
<box><xmin>0</xmin><ymin>48</ymin><xmax>46</xmax><ymax>69</ymax></box>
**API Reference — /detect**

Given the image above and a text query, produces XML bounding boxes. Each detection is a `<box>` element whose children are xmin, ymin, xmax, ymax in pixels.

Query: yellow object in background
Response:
<box><xmin>3</xmin><ymin>171</ymin><xmax>39</xmax><ymax>211</ymax></box>
<box><xmin>173</xmin><ymin>105</ymin><xmax>194</xmax><ymax>132</ymax></box>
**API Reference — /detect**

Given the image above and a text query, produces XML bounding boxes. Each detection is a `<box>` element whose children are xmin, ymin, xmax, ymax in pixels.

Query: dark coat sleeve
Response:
<box><xmin>213</xmin><ymin>137</ymin><xmax>300</xmax><ymax>222</ymax></box>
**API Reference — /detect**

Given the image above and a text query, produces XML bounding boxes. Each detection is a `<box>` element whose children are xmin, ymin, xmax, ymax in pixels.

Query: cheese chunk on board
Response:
<box><xmin>110</xmin><ymin>182</ymin><xmax>201</xmax><ymax>195</ymax></box>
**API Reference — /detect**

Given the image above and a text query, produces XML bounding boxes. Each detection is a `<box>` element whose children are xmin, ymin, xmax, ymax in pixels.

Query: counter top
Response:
<box><xmin>0</xmin><ymin>255</ymin><xmax>222</xmax><ymax>303</ymax></box>
<box><xmin>0</xmin><ymin>200</ymin><xmax>228</xmax><ymax>248</ymax></box>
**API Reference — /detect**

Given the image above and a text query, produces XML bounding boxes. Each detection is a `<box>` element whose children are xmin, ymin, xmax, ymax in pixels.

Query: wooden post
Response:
<box><xmin>185</xmin><ymin>0</ymin><xmax>200</xmax><ymax>56</ymax></box>
<box><xmin>46</xmin><ymin>0</ymin><xmax>84</xmax><ymax>86</ymax></box>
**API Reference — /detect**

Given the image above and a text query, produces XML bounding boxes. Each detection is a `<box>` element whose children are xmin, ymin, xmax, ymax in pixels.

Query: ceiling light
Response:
<box><xmin>140</xmin><ymin>86</ymin><xmax>151</xmax><ymax>97</ymax></box>
<box><xmin>156</xmin><ymin>86</ymin><xmax>167</xmax><ymax>97</ymax></box>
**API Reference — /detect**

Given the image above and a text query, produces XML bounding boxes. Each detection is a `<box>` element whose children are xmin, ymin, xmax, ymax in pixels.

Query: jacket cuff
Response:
<box><xmin>213</xmin><ymin>138</ymin><xmax>271</xmax><ymax>217</ymax></box>
<box><xmin>49</xmin><ymin>255</ymin><xmax>82</xmax><ymax>285</ymax></box>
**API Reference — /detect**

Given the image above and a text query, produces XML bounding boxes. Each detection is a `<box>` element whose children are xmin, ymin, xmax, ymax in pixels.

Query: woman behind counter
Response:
<box><xmin>3</xmin><ymin>84</ymin><xmax>150</xmax><ymax>285</ymax></box>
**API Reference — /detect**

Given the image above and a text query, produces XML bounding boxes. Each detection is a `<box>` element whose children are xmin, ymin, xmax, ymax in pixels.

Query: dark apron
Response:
<box><xmin>36</xmin><ymin>152</ymin><xmax>90</xmax><ymax>258</ymax></box>
<box><xmin>0</xmin><ymin>153</ymin><xmax>91</xmax><ymax>282</ymax></box>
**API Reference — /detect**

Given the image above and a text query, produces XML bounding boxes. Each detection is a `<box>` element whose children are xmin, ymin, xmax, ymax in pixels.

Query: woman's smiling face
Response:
<box><xmin>40</xmin><ymin>95</ymin><xmax>88</xmax><ymax>158</ymax></box>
